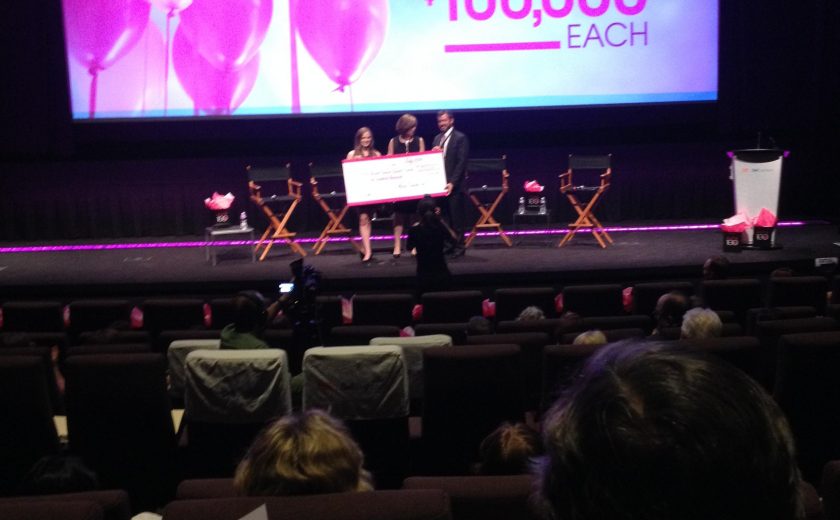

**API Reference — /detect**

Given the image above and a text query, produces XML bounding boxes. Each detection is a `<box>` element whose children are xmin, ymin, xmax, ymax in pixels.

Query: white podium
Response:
<box><xmin>729</xmin><ymin>149</ymin><xmax>787</xmax><ymax>248</ymax></box>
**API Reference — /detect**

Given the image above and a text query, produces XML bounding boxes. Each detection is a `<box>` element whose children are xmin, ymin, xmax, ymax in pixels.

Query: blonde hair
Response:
<box><xmin>573</xmin><ymin>329</ymin><xmax>608</xmax><ymax>346</ymax></box>
<box><xmin>234</xmin><ymin>410</ymin><xmax>373</xmax><ymax>496</ymax></box>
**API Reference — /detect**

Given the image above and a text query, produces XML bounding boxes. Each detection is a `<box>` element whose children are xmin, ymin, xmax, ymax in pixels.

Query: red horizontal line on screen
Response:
<box><xmin>445</xmin><ymin>41</ymin><xmax>561</xmax><ymax>53</ymax></box>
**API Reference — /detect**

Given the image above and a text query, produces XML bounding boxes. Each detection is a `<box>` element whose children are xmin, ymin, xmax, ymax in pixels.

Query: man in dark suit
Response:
<box><xmin>432</xmin><ymin>110</ymin><xmax>469</xmax><ymax>256</ymax></box>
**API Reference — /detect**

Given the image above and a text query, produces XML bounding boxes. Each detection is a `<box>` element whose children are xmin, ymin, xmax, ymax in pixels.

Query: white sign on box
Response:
<box><xmin>342</xmin><ymin>151</ymin><xmax>448</xmax><ymax>206</ymax></box>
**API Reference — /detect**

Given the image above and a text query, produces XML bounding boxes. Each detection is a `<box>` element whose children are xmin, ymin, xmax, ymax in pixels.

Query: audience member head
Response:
<box><xmin>538</xmin><ymin>341</ymin><xmax>802</xmax><ymax>520</ymax></box>
<box><xmin>703</xmin><ymin>255</ymin><xmax>730</xmax><ymax>280</ymax></box>
<box><xmin>231</xmin><ymin>291</ymin><xmax>268</xmax><ymax>334</ymax></box>
<box><xmin>517</xmin><ymin>306</ymin><xmax>545</xmax><ymax>321</ymax></box>
<box><xmin>234</xmin><ymin>410</ymin><xmax>372</xmax><ymax>496</ymax></box>
<box><xmin>680</xmin><ymin>307</ymin><xmax>722</xmax><ymax>339</ymax></box>
<box><xmin>476</xmin><ymin>422</ymin><xmax>543</xmax><ymax>475</ymax></box>
<box><xmin>468</xmin><ymin>315</ymin><xmax>492</xmax><ymax>336</ymax></box>
<box><xmin>572</xmin><ymin>329</ymin><xmax>607</xmax><ymax>346</ymax></box>
<box><xmin>416</xmin><ymin>195</ymin><xmax>442</xmax><ymax>228</ymax></box>
<box><xmin>654</xmin><ymin>291</ymin><xmax>690</xmax><ymax>330</ymax></box>
<box><xmin>17</xmin><ymin>455</ymin><xmax>99</xmax><ymax>495</ymax></box>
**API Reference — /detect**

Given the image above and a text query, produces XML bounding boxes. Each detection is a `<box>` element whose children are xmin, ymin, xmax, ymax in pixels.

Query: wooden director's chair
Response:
<box><xmin>247</xmin><ymin>164</ymin><xmax>307</xmax><ymax>260</ymax></box>
<box><xmin>308</xmin><ymin>162</ymin><xmax>362</xmax><ymax>255</ymax></box>
<box><xmin>557</xmin><ymin>154</ymin><xmax>613</xmax><ymax>248</ymax></box>
<box><xmin>464</xmin><ymin>156</ymin><xmax>512</xmax><ymax>248</ymax></box>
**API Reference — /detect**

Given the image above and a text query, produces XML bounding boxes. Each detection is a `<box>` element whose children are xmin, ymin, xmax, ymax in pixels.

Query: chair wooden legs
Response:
<box><xmin>465</xmin><ymin>192</ymin><xmax>512</xmax><ymax>248</ymax></box>
<box><xmin>254</xmin><ymin>200</ymin><xmax>307</xmax><ymax>260</ymax></box>
<box><xmin>558</xmin><ymin>191</ymin><xmax>613</xmax><ymax>248</ymax></box>
<box><xmin>311</xmin><ymin>201</ymin><xmax>362</xmax><ymax>256</ymax></box>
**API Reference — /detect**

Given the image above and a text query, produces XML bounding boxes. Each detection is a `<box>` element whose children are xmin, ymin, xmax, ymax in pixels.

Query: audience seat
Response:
<box><xmin>0</xmin><ymin>490</ymin><xmax>131</xmax><ymax>520</ymax></box>
<box><xmin>64</xmin><ymin>353</ymin><xmax>178</xmax><ymax>512</ymax></box>
<box><xmin>167</xmin><ymin>339</ymin><xmax>221</xmax><ymax>403</ymax></box>
<box><xmin>700</xmin><ymin>278</ymin><xmax>763</xmax><ymax>324</ymax></box>
<box><xmin>0</xmin><ymin>500</ymin><xmax>103</xmax><ymax>520</ymax></box>
<box><xmin>161</xmin><ymin>490</ymin><xmax>452</xmax><ymax>520</ymax></box>
<box><xmin>542</xmin><ymin>343</ymin><xmax>603</xmax><ymax>412</ymax></box>
<box><xmin>303</xmin><ymin>345</ymin><xmax>410</xmax><ymax>488</ymax></box>
<box><xmin>495</xmin><ymin>318</ymin><xmax>566</xmax><ymax>342</ymax></box>
<box><xmin>0</xmin><ymin>345</ymin><xmax>64</xmax><ymax>413</ymax></box>
<box><xmin>558</xmin><ymin>327</ymin><xmax>645</xmax><ymax>345</ymax></box>
<box><xmin>421</xmin><ymin>344</ymin><xmax>524</xmax><ymax>475</ymax></box>
<box><xmin>774</xmin><ymin>331</ymin><xmax>840</xmax><ymax>484</ymax></box>
<box><xmin>630</xmin><ymin>281</ymin><xmax>694</xmax><ymax>316</ymax></box>
<box><xmin>0</xmin><ymin>355</ymin><xmax>60</xmax><ymax>494</ymax></box>
<box><xmin>1</xmin><ymin>301</ymin><xmax>64</xmax><ymax>332</ymax></box>
<box><xmin>67</xmin><ymin>344</ymin><xmax>152</xmax><ymax>357</ymax></box>
<box><xmin>403</xmin><ymin>474</ymin><xmax>539</xmax><ymax>520</ymax></box>
<box><xmin>655</xmin><ymin>322</ymin><xmax>744</xmax><ymax>340</ymax></box>
<box><xmin>768</xmin><ymin>276</ymin><xmax>829</xmax><ymax>315</ymax></box>
<box><xmin>467</xmin><ymin>332</ymin><xmax>550</xmax><ymax>410</ymax></box>
<box><xmin>77</xmin><ymin>330</ymin><xmax>150</xmax><ymax>347</ymax></box>
<box><xmin>561</xmin><ymin>284</ymin><xmax>624</xmax><ymax>317</ymax></box>
<box><xmin>415</xmin><ymin>323</ymin><xmax>470</xmax><ymax>345</ymax></box>
<box><xmin>493</xmin><ymin>288</ymin><xmax>556</xmax><ymax>322</ymax></box>
<box><xmin>141</xmin><ymin>299</ymin><xmax>206</xmax><ymax>337</ymax></box>
<box><xmin>677</xmin><ymin>336</ymin><xmax>762</xmax><ymax>382</ymax></box>
<box><xmin>557</xmin><ymin>315</ymin><xmax>653</xmax><ymax>336</ymax></box>
<box><xmin>754</xmin><ymin>317</ymin><xmax>839</xmax><ymax>389</ymax></box>
<box><xmin>184</xmin><ymin>349</ymin><xmax>292</xmax><ymax>477</ymax></box>
<box><xmin>420</xmin><ymin>291</ymin><xmax>485</xmax><ymax>324</ymax></box>
<box><xmin>370</xmin><ymin>335</ymin><xmax>453</xmax><ymax>412</ymax></box>
<box><xmin>175</xmin><ymin>478</ymin><xmax>237</xmax><ymax>499</ymax></box>
<box><xmin>326</xmin><ymin>325</ymin><xmax>401</xmax><ymax>346</ymax></box>
<box><xmin>352</xmin><ymin>294</ymin><xmax>415</xmax><ymax>328</ymax></box>
<box><xmin>67</xmin><ymin>300</ymin><xmax>133</xmax><ymax>340</ymax></box>
<box><xmin>155</xmin><ymin>330</ymin><xmax>221</xmax><ymax>355</ymax></box>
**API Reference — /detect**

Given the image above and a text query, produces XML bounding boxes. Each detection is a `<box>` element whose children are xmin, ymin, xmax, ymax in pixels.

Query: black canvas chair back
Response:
<box><xmin>631</xmin><ymin>281</ymin><xmax>694</xmax><ymax>316</ymax></box>
<box><xmin>768</xmin><ymin>276</ymin><xmax>829</xmax><ymax>315</ymax></box>
<box><xmin>403</xmin><ymin>474</ymin><xmax>539</xmax><ymax>520</ymax></box>
<box><xmin>557</xmin><ymin>154</ymin><xmax>613</xmax><ymax>248</ymax></box>
<box><xmin>421</xmin><ymin>291</ymin><xmax>485</xmax><ymax>324</ymax></box>
<box><xmin>64</xmin><ymin>353</ymin><xmax>178</xmax><ymax>511</ymax></box>
<box><xmin>352</xmin><ymin>293</ymin><xmax>415</xmax><ymax>328</ymax></box>
<box><xmin>464</xmin><ymin>156</ymin><xmax>512</xmax><ymax>248</ymax></box>
<box><xmin>307</xmin><ymin>162</ymin><xmax>362</xmax><ymax>255</ymax></box>
<box><xmin>421</xmin><ymin>344</ymin><xmax>524</xmax><ymax>475</ymax></box>
<box><xmin>162</xmin><ymin>490</ymin><xmax>452</xmax><ymax>520</ymax></box>
<box><xmin>561</xmin><ymin>284</ymin><xmax>624</xmax><ymax>317</ymax></box>
<box><xmin>0</xmin><ymin>355</ymin><xmax>60</xmax><ymax>494</ymax></box>
<box><xmin>247</xmin><ymin>163</ymin><xmax>307</xmax><ymax>260</ymax></box>
<box><xmin>494</xmin><ymin>287</ymin><xmax>556</xmax><ymax>322</ymax></box>
<box><xmin>774</xmin><ymin>331</ymin><xmax>840</xmax><ymax>484</ymax></box>
<box><xmin>1</xmin><ymin>301</ymin><xmax>64</xmax><ymax>332</ymax></box>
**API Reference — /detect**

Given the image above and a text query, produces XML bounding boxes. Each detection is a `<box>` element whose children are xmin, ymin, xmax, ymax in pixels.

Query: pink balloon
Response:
<box><xmin>148</xmin><ymin>0</ymin><xmax>193</xmax><ymax>12</ymax></box>
<box><xmin>62</xmin><ymin>0</ymin><xmax>151</xmax><ymax>71</ymax></box>
<box><xmin>172</xmin><ymin>26</ymin><xmax>260</xmax><ymax>115</ymax></box>
<box><xmin>294</xmin><ymin>0</ymin><xmax>389</xmax><ymax>89</ymax></box>
<box><xmin>178</xmin><ymin>0</ymin><xmax>272</xmax><ymax>72</ymax></box>
<box><xmin>67</xmin><ymin>22</ymin><xmax>167</xmax><ymax>117</ymax></box>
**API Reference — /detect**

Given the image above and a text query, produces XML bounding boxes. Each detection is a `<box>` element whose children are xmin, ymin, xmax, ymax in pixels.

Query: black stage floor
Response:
<box><xmin>1</xmin><ymin>221</ymin><xmax>838</xmax><ymax>300</ymax></box>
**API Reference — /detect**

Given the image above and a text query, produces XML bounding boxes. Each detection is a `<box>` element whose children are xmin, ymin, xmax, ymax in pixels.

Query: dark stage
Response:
<box><xmin>1</xmin><ymin>221</ymin><xmax>837</xmax><ymax>300</ymax></box>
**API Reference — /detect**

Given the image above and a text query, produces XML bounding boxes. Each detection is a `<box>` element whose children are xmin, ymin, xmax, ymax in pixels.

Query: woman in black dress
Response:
<box><xmin>387</xmin><ymin>114</ymin><xmax>425</xmax><ymax>257</ymax></box>
<box><xmin>407</xmin><ymin>196</ymin><xmax>456</xmax><ymax>295</ymax></box>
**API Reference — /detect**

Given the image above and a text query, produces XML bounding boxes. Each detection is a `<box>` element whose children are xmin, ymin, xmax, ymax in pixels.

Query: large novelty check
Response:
<box><xmin>342</xmin><ymin>151</ymin><xmax>448</xmax><ymax>206</ymax></box>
